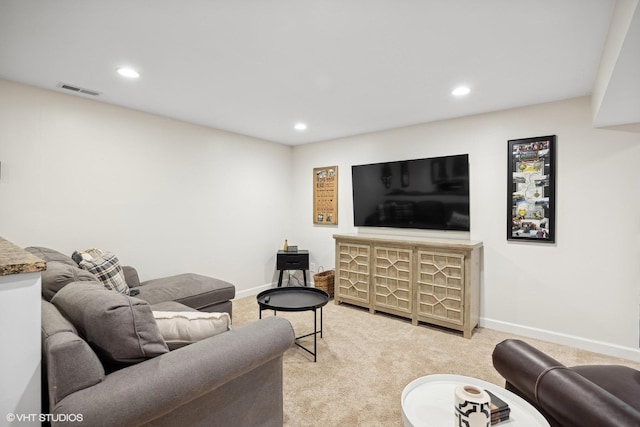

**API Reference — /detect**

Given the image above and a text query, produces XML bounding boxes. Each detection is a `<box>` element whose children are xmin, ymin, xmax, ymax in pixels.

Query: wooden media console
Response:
<box><xmin>333</xmin><ymin>234</ymin><xmax>483</xmax><ymax>338</ymax></box>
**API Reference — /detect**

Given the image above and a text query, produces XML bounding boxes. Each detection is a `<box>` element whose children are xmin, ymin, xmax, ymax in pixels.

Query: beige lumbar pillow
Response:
<box><xmin>152</xmin><ymin>311</ymin><xmax>231</xmax><ymax>350</ymax></box>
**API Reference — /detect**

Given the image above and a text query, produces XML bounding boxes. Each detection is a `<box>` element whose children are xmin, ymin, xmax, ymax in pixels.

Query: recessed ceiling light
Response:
<box><xmin>294</xmin><ymin>122</ymin><xmax>307</xmax><ymax>131</ymax></box>
<box><xmin>452</xmin><ymin>86</ymin><xmax>471</xmax><ymax>96</ymax></box>
<box><xmin>117</xmin><ymin>67</ymin><xmax>140</xmax><ymax>78</ymax></box>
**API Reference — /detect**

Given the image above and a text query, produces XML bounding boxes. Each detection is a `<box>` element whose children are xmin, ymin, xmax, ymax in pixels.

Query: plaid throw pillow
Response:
<box><xmin>72</xmin><ymin>247</ymin><xmax>104</xmax><ymax>264</ymax></box>
<box><xmin>76</xmin><ymin>250</ymin><xmax>130</xmax><ymax>295</ymax></box>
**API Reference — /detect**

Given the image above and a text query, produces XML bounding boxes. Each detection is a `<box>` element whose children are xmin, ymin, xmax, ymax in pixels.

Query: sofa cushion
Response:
<box><xmin>51</xmin><ymin>281</ymin><xmax>168</xmax><ymax>363</ymax></box>
<box><xmin>150</xmin><ymin>301</ymin><xmax>198</xmax><ymax>312</ymax></box>
<box><xmin>41</xmin><ymin>300</ymin><xmax>105</xmax><ymax>406</ymax></box>
<box><xmin>42</xmin><ymin>299</ymin><xmax>78</xmax><ymax>337</ymax></box>
<box><xmin>153</xmin><ymin>311</ymin><xmax>231</xmax><ymax>350</ymax></box>
<box><xmin>122</xmin><ymin>265</ymin><xmax>141</xmax><ymax>288</ymax></box>
<box><xmin>25</xmin><ymin>246</ymin><xmax>76</xmax><ymax>266</ymax></box>
<box><xmin>137</xmin><ymin>273</ymin><xmax>235</xmax><ymax>310</ymax></box>
<box><xmin>45</xmin><ymin>331</ymin><xmax>106</xmax><ymax>405</ymax></box>
<box><xmin>75</xmin><ymin>249</ymin><xmax>130</xmax><ymax>295</ymax></box>
<box><xmin>40</xmin><ymin>261</ymin><xmax>98</xmax><ymax>301</ymax></box>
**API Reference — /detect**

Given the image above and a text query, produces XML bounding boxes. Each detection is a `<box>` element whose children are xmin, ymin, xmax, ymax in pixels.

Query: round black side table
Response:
<box><xmin>257</xmin><ymin>287</ymin><xmax>329</xmax><ymax>362</ymax></box>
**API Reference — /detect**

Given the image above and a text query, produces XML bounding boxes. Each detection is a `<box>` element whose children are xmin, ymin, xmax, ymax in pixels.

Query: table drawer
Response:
<box><xmin>277</xmin><ymin>253</ymin><xmax>309</xmax><ymax>270</ymax></box>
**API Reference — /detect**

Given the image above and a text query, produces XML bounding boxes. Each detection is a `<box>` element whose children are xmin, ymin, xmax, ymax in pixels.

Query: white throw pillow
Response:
<box><xmin>152</xmin><ymin>311</ymin><xmax>231</xmax><ymax>350</ymax></box>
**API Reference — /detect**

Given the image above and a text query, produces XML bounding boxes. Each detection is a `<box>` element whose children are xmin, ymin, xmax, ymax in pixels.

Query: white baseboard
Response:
<box><xmin>481</xmin><ymin>317</ymin><xmax>640</xmax><ymax>363</ymax></box>
<box><xmin>234</xmin><ymin>283</ymin><xmax>273</xmax><ymax>299</ymax></box>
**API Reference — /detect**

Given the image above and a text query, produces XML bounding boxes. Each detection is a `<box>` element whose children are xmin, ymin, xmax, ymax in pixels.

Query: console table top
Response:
<box><xmin>0</xmin><ymin>237</ymin><xmax>46</xmax><ymax>276</ymax></box>
<box><xmin>333</xmin><ymin>233</ymin><xmax>483</xmax><ymax>250</ymax></box>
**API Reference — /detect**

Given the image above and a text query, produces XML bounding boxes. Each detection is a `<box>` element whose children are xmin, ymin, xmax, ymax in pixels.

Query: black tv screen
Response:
<box><xmin>352</xmin><ymin>154</ymin><xmax>470</xmax><ymax>231</ymax></box>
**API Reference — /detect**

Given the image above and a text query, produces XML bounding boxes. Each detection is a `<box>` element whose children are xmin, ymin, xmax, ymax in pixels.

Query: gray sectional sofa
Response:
<box><xmin>28</xmin><ymin>246</ymin><xmax>236</xmax><ymax>315</ymax></box>
<box><xmin>31</xmin><ymin>247</ymin><xmax>295</xmax><ymax>427</ymax></box>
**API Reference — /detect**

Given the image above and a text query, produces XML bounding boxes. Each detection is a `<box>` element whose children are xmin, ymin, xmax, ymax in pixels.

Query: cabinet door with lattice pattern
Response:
<box><xmin>336</xmin><ymin>242</ymin><xmax>370</xmax><ymax>305</ymax></box>
<box><xmin>416</xmin><ymin>251</ymin><xmax>464</xmax><ymax>325</ymax></box>
<box><xmin>373</xmin><ymin>245</ymin><xmax>413</xmax><ymax>315</ymax></box>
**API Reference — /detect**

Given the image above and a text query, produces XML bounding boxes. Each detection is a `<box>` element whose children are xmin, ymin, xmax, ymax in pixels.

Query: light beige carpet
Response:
<box><xmin>232</xmin><ymin>295</ymin><xmax>640</xmax><ymax>427</ymax></box>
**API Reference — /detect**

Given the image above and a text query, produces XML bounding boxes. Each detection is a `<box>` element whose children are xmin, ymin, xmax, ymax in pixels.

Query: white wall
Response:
<box><xmin>2</xmin><ymin>79</ymin><xmax>639</xmax><ymax>360</ymax></box>
<box><xmin>290</xmin><ymin>97</ymin><xmax>640</xmax><ymax>360</ymax></box>
<box><xmin>0</xmin><ymin>80</ymin><xmax>292</xmax><ymax>294</ymax></box>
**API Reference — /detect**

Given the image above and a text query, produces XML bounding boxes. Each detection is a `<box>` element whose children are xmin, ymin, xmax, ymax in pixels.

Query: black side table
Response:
<box><xmin>276</xmin><ymin>250</ymin><xmax>309</xmax><ymax>287</ymax></box>
<box><xmin>257</xmin><ymin>287</ymin><xmax>329</xmax><ymax>362</ymax></box>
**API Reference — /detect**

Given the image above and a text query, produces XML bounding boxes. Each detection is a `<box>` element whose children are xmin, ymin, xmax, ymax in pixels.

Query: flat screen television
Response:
<box><xmin>352</xmin><ymin>154</ymin><xmax>470</xmax><ymax>231</ymax></box>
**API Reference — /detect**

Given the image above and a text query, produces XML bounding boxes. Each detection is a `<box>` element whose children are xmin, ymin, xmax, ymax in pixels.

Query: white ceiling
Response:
<box><xmin>0</xmin><ymin>0</ymin><xmax>637</xmax><ymax>145</ymax></box>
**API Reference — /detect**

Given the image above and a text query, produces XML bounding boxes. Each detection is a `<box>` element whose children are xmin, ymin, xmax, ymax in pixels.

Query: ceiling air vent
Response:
<box><xmin>56</xmin><ymin>82</ymin><xmax>101</xmax><ymax>97</ymax></box>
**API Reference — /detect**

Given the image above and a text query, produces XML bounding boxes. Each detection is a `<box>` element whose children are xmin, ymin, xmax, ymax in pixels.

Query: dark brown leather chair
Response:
<box><xmin>492</xmin><ymin>339</ymin><xmax>640</xmax><ymax>427</ymax></box>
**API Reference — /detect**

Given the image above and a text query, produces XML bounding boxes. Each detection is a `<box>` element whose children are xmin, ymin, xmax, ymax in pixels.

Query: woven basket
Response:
<box><xmin>313</xmin><ymin>269</ymin><xmax>335</xmax><ymax>297</ymax></box>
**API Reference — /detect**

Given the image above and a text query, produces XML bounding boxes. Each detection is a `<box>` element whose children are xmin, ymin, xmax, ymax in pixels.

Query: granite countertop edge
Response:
<box><xmin>0</xmin><ymin>237</ymin><xmax>47</xmax><ymax>277</ymax></box>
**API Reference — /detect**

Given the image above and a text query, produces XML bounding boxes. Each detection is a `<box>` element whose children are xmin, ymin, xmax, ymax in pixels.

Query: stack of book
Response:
<box><xmin>485</xmin><ymin>390</ymin><xmax>511</xmax><ymax>425</ymax></box>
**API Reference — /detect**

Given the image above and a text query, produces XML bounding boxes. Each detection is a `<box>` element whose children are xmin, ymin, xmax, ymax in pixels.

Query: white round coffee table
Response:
<box><xmin>401</xmin><ymin>374</ymin><xmax>550</xmax><ymax>427</ymax></box>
